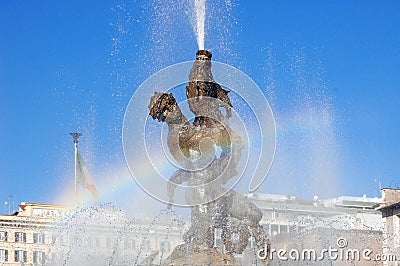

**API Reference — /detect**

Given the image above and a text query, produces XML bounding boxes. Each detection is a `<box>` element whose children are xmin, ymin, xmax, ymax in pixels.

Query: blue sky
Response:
<box><xmin>1</xmin><ymin>1</ymin><xmax>399</xmax><ymax>212</ymax></box>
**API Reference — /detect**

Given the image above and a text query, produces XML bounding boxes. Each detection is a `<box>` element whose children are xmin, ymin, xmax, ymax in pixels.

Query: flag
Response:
<box><xmin>77</xmin><ymin>151</ymin><xmax>99</xmax><ymax>202</ymax></box>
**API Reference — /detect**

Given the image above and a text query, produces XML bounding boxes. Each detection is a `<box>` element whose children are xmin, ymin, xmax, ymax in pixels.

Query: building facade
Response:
<box><xmin>0</xmin><ymin>203</ymin><xmax>65</xmax><ymax>265</ymax></box>
<box><xmin>376</xmin><ymin>188</ymin><xmax>400</xmax><ymax>266</ymax></box>
<box><xmin>248</xmin><ymin>193</ymin><xmax>382</xmax><ymax>236</ymax></box>
<box><xmin>244</xmin><ymin>193</ymin><xmax>384</xmax><ymax>265</ymax></box>
<box><xmin>0</xmin><ymin>203</ymin><xmax>184</xmax><ymax>265</ymax></box>
<box><xmin>0</xmin><ymin>193</ymin><xmax>392</xmax><ymax>265</ymax></box>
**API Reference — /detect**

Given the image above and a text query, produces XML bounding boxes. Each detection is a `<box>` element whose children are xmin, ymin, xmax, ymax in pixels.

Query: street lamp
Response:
<box><xmin>69</xmin><ymin>133</ymin><xmax>82</xmax><ymax>205</ymax></box>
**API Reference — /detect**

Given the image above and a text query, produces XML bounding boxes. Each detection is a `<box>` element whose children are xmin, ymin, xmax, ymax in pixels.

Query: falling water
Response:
<box><xmin>194</xmin><ymin>0</ymin><xmax>206</xmax><ymax>50</ymax></box>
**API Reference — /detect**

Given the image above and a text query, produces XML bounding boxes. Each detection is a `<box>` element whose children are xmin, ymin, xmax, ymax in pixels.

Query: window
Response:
<box><xmin>33</xmin><ymin>233</ymin><xmax>45</xmax><ymax>244</ymax></box>
<box><xmin>289</xmin><ymin>225</ymin><xmax>297</xmax><ymax>232</ymax></box>
<box><xmin>33</xmin><ymin>250</ymin><xmax>45</xmax><ymax>264</ymax></box>
<box><xmin>106</xmin><ymin>238</ymin><xmax>115</xmax><ymax>248</ymax></box>
<box><xmin>0</xmin><ymin>231</ymin><xmax>7</xmax><ymax>242</ymax></box>
<box><xmin>280</xmin><ymin>225</ymin><xmax>289</xmax><ymax>233</ymax></box>
<box><xmin>271</xmin><ymin>224</ymin><xmax>279</xmax><ymax>236</ymax></box>
<box><xmin>122</xmin><ymin>239</ymin><xmax>135</xmax><ymax>250</ymax></box>
<box><xmin>14</xmin><ymin>250</ymin><xmax>27</xmax><ymax>263</ymax></box>
<box><xmin>15</xmin><ymin>232</ymin><xmax>26</xmax><ymax>243</ymax></box>
<box><xmin>160</xmin><ymin>241</ymin><xmax>171</xmax><ymax>252</ymax></box>
<box><xmin>142</xmin><ymin>239</ymin><xmax>151</xmax><ymax>250</ymax></box>
<box><xmin>394</xmin><ymin>215</ymin><xmax>400</xmax><ymax>247</ymax></box>
<box><xmin>124</xmin><ymin>239</ymin><xmax>131</xmax><ymax>250</ymax></box>
<box><xmin>86</xmin><ymin>237</ymin><xmax>93</xmax><ymax>248</ymax></box>
<box><xmin>94</xmin><ymin>237</ymin><xmax>100</xmax><ymax>248</ymax></box>
<box><xmin>0</xmin><ymin>249</ymin><xmax>8</xmax><ymax>262</ymax></box>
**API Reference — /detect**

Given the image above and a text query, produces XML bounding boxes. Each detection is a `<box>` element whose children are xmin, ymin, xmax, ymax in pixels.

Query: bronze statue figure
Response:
<box><xmin>148</xmin><ymin>50</ymin><xmax>270</xmax><ymax>265</ymax></box>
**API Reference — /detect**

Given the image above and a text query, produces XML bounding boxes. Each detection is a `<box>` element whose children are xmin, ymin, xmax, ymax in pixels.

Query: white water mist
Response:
<box><xmin>194</xmin><ymin>0</ymin><xmax>205</xmax><ymax>50</ymax></box>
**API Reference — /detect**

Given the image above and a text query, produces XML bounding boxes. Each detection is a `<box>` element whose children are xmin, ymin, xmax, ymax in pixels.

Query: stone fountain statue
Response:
<box><xmin>148</xmin><ymin>50</ymin><xmax>270</xmax><ymax>265</ymax></box>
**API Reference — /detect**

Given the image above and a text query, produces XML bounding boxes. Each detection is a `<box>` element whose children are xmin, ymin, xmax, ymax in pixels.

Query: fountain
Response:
<box><xmin>50</xmin><ymin>1</ymin><xmax>274</xmax><ymax>265</ymax></box>
<box><xmin>48</xmin><ymin>205</ymin><xmax>189</xmax><ymax>266</ymax></box>
<box><xmin>147</xmin><ymin>49</ymin><xmax>270</xmax><ymax>265</ymax></box>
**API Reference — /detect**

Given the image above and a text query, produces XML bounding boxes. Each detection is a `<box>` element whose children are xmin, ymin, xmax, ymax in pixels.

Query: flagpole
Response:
<box><xmin>70</xmin><ymin>133</ymin><xmax>82</xmax><ymax>206</ymax></box>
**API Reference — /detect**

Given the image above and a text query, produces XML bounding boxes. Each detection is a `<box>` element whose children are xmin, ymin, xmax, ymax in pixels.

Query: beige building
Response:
<box><xmin>0</xmin><ymin>193</ymin><xmax>393</xmax><ymax>265</ymax></box>
<box><xmin>0</xmin><ymin>202</ymin><xmax>65</xmax><ymax>265</ymax></box>
<box><xmin>248</xmin><ymin>193</ymin><xmax>383</xmax><ymax>235</ymax></box>
<box><xmin>244</xmin><ymin>193</ymin><xmax>384</xmax><ymax>265</ymax></box>
<box><xmin>376</xmin><ymin>188</ymin><xmax>400</xmax><ymax>266</ymax></box>
<box><xmin>0</xmin><ymin>203</ymin><xmax>184</xmax><ymax>265</ymax></box>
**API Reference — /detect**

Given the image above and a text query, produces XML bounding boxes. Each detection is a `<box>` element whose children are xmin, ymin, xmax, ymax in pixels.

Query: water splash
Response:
<box><xmin>48</xmin><ymin>205</ymin><xmax>188</xmax><ymax>265</ymax></box>
<box><xmin>193</xmin><ymin>0</ymin><xmax>206</xmax><ymax>50</ymax></box>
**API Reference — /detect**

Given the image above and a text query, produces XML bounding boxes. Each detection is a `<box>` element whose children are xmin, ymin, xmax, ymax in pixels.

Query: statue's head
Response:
<box><xmin>149</xmin><ymin>92</ymin><xmax>180</xmax><ymax>123</ymax></box>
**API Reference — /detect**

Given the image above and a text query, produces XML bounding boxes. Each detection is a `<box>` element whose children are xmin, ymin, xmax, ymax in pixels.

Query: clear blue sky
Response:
<box><xmin>1</xmin><ymin>1</ymin><xmax>399</xmax><ymax>211</ymax></box>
